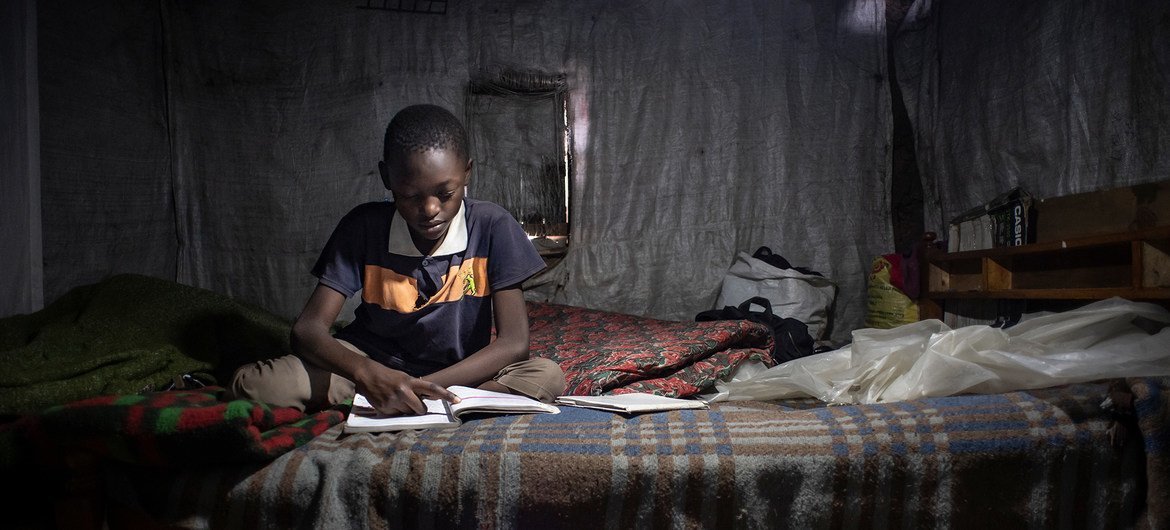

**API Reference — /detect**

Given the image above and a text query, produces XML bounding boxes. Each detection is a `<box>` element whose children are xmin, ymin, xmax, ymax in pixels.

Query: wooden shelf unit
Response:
<box><xmin>919</xmin><ymin>226</ymin><xmax>1170</xmax><ymax>320</ymax></box>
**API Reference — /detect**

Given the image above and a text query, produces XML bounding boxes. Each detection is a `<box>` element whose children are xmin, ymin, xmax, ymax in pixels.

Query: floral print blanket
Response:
<box><xmin>527</xmin><ymin>302</ymin><xmax>774</xmax><ymax>397</ymax></box>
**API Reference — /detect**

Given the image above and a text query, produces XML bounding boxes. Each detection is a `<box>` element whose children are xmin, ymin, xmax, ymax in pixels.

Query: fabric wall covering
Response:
<box><xmin>895</xmin><ymin>0</ymin><xmax>1170</xmax><ymax>231</ymax></box>
<box><xmin>35</xmin><ymin>0</ymin><xmax>891</xmax><ymax>341</ymax></box>
<box><xmin>1</xmin><ymin>0</ymin><xmax>42</xmax><ymax>319</ymax></box>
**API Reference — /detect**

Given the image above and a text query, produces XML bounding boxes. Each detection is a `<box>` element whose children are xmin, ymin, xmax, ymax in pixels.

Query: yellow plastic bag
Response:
<box><xmin>864</xmin><ymin>255</ymin><xmax>918</xmax><ymax>328</ymax></box>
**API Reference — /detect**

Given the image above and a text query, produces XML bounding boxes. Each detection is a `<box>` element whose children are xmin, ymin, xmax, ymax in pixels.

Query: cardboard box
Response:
<box><xmin>948</xmin><ymin>187</ymin><xmax>1034</xmax><ymax>251</ymax></box>
<box><xmin>989</xmin><ymin>191</ymin><xmax>1035</xmax><ymax>247</ymax></box>
<box><xmin>1035</xmin><ymin>181</ymin><xmax>1170</xmax><ymax>243</ymax></box>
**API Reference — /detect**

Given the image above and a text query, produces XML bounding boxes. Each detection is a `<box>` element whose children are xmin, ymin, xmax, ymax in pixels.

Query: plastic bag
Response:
<box><xmin>708</xmin><ymin>298</ymin><xmax>1170</xmax><ymax>404</ymax></box>
<box><xmin>864</xmin><ymin>254</ymin><xmax>919</xmax><ymax>328</ymax></box>
<box><xmin>715</xmin><ymin>251</ymin><xmax>837</xmax><ymax>340</ymax></box>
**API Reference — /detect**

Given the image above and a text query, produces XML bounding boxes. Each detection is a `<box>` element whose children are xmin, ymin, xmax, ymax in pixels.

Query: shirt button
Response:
<box><xmin>421</xmin><ymin>257</ymin><xmax>430</xmax><ymax>266</ymax></box>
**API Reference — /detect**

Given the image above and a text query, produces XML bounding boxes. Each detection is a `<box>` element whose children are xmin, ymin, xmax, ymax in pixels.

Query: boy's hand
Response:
<box><xmin>352</xmin><ymin>360</ymin><xmax>460</xmax><ymax>415</ymax></box>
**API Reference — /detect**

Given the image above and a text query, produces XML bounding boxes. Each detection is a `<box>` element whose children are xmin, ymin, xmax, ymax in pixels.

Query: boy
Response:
<box><xmin>230</xmin><ymin>104</ymin><xmax>565</xmax><ymax>415</ymax></box>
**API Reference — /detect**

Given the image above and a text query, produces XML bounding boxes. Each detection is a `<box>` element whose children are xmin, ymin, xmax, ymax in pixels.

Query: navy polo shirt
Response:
<box><xmin>311</xmin><ymin>198</ymin><xmax>545</xmax><ymax>376</ymax></box>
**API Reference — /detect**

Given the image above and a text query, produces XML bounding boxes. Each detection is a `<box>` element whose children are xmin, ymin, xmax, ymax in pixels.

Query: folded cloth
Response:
<box><xmin>0</xmin><ymin>387</ymin><xmax>345</xmax><ymax>469</ymax></box>
<box><xmin>0</xmin><ymin>274</ymin><xmax>294</xmax><ymax>416</ymax></box>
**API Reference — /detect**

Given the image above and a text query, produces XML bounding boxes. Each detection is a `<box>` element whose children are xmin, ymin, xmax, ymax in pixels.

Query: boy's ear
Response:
<box><xmin>378</xmin><ymin>161</ymin><xmax>392</xmax><ymax>190</ymax></box>
<box><xmin>463</xmin><ymin>159</ymin><xmax>474</xmax><ymax>185</ymax></box>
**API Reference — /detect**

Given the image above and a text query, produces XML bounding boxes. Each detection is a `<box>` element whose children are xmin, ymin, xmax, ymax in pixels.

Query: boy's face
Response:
<box><xmin>379</xmin><ymin>148</ymin><xmax>471</xmax><ymax>251</ymax></box>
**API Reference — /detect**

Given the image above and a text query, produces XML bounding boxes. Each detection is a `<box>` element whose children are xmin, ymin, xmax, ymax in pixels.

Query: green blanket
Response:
<box><xmin>0</xmin><ymin>274</ymin><xmax>293</xmax><ymax>416</ymax></box>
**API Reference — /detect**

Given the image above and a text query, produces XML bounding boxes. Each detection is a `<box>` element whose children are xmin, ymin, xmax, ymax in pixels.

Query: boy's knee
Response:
<box><xmin>495</xmin><ymin>357</ymin><xmax>566</xmax><ymax>403</ymax></box>
<box><xmin>227</xmin><ymin>357</ymin><xmax>313</xmax><ymax>412</ymax></box>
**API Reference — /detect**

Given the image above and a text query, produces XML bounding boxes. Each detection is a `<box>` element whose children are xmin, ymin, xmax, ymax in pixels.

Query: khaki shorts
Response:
<box><xmin>228</xmin><ymin>339</ymin><xmax>565</xmax><ymax>411</ymax></box>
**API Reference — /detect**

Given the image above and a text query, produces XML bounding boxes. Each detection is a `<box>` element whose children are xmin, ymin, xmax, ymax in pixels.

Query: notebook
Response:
<box><xmin>345</xmin><ymin>385</ymin><xmax>559</xmax><ymax>433</ymax></box>
<box><xmin>554</xmin><ymin>393</ymin><xmax>709</xmax><ymax>413</ymax></box>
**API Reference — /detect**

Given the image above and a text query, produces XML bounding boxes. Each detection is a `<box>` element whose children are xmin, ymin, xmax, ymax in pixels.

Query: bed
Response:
<box><xmin>1</xmin><ymin>275</ymin><xmax>1166</xmax><ymax>528</ymax></box>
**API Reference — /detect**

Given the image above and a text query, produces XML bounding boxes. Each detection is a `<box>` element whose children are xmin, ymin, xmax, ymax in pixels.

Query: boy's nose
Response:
<box><xmin>422</xmin><ymin>197</ymin><xmax>441</xmax><ymax>218</ymax></box>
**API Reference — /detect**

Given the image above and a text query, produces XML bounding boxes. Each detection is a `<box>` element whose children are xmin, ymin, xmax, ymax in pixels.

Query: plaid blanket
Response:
<box><xmin>100</xmin><ymin>378</ymin><xmax>1167</xmax><ymax>529</ymax></box>
<box><xmin>4</xmin><ymin>276</ymin><xmax>1166</xmax><ymax>527</ymax></box>
<box><xmin>1132</xmin><ymin>377</ymin><xmax>1170</xmax><ymax>528</ymax></box>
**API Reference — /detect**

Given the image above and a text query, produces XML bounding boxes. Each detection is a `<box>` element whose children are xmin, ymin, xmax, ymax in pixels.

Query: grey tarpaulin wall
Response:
<box><xmin>31</xmin><ymin>0</ymin><xmax>891</xmax><ymax>341</ymax></box>
<box><xmin>0</xmin><ymin>0</ymin><xmax>42</xmax><ymax>319</ymax></box>
<box><xmin>23</xmin><ymin>0</ymin><xmax>1170</xmax><ymax>339</ymax></box>
<box><xmin>895</xmin><ymin>0</ymin><xmax>1170</xmax><ymax>231</ymax></box>
<box><xmin>23</xmin><ymin>0</ymin><xmax>1170</xmax><ymax>338</ymax></box>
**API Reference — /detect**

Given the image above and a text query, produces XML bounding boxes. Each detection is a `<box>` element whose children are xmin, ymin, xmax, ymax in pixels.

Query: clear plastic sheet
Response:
<box><xmin>710</xmin><ymin>298</ymin><xmax>1170</xmax><ymax>404</ymax></box>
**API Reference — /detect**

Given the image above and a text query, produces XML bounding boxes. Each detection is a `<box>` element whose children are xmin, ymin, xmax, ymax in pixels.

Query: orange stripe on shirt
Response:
<box><xmin>362</xmin><ymin>258</ymin><xmax>491</xmax><ymax>313</ymax></box>
<box><xmin>429</xmin><ymin>257</ymin><xmax>492</xmax><ymax>305</ymax></box>
<box><xmin>362</xmin><ymin>265</ymin><xmax>420</xmax><ymax>313</ymax></box>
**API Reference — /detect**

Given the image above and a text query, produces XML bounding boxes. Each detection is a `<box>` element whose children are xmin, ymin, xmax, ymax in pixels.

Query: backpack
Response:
<box><xmin>696</xmin><ymin>297</ymin><xmax>815</xmax><ymax>364</ymax></box>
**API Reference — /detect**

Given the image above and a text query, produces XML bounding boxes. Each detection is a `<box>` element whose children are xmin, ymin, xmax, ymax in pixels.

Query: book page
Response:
<box><xmin>447</xmin><ymin>386</ymin><xmax>559</xmax><ymax>416</ymax></box>
<box><xmin>346</xmin><ymin>395</ymin><xmax>455</xmax><ymax>433</ymax></box>
<box><xmin>555</xmin><ymin>393</ymin><xmax>708</xmax><ymax>413</ymax></box>
<box><xmin>346</xmin><ymin>388</ymin><xmax>557</xmax><ymax>433</ymax></box>
<box><xmin>352</xmin><ymin>393</ymin><xmax>447</xmax><ymax>414</ymax></box>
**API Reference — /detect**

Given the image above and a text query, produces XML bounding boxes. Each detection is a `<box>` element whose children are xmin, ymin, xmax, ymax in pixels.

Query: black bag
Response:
<box><xmin>752</xmin><ymin>246</ymin><xmax>824</xmax><ymax>277</ymax></box>
<box><xmin>696</xmin><ymin>296</ymin><xmax>815</xmax><ymax>364</ymax></box>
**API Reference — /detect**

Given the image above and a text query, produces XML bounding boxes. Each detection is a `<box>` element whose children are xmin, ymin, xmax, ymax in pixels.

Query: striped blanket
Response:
<box><xmin>104</xmin><ymin>378</ymin><xmax>1166</xmax><ymax>528</ymax></box>
<box><xmin>3</xmin><ymin>277</ymin><xmax>1164</xmax><ymax>527</ymax></box>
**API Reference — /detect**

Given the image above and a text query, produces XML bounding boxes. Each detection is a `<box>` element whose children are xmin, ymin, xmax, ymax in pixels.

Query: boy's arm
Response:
<box><xmin>421</xmin><ymin>285</ymin><xmax>530</xmax><ymax>388</ymax></box>
<box><xmin>291</xmin><ymin>284</ymin><xmax>458</xmax><ymax>415</ymax></box>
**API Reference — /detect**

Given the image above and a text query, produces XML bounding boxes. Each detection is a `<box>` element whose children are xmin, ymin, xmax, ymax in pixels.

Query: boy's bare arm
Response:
<box><xmin>291</xmin><ymin>284</ymin><xmax>457</xmax><ymax>414</ymax></box>
<box><xmin>422</xmin><ymin>286</ymin><xmax>530</xmax><ymax>389</ymax></box>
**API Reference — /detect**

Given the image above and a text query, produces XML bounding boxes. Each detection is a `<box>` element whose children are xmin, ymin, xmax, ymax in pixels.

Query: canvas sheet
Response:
<box><xmin>894</xmin><ymin>0</ymin><xmax>1170</xmax><ymax>231</ymax></box>
<box><xmin>34</xmin><ymin>0</ymin><xmax>891</xmax><ymax>341</ymax></box>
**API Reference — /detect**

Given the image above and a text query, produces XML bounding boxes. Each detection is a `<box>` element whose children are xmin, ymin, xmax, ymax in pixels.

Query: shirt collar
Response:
<box><xmin>387</xmin><ymin>200</ymin><xmax>468</xmax><ymax>257</ymax></box>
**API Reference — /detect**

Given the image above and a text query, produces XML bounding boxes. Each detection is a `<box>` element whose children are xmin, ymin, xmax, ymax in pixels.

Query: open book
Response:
<box><xmin>555</xmin><ymin>393</ymin><xmax>709</xmax><ymax>413</ymax></box>
<box><xmin>344</xmin><ymin>385</ymin><xmax>559</xmax><ymax>433</ymax></box>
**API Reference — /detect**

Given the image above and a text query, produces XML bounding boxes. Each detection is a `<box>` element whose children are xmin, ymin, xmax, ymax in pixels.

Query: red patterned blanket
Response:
<box><xmin>528</xmin><ymin>302</ymin><xmax>774</xmax><ymax>397</ymax></box>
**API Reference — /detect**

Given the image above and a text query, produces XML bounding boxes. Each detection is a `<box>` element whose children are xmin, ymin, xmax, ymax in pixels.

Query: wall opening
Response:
<box><xmin>465</xmin><ymin>67</ymin><xmax>572</xmax><ymax>259</ymax></box>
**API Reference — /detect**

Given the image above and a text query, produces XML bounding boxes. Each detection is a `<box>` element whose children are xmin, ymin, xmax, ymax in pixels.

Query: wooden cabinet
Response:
<box><xmin>919</xmin><ymin>226</ymin><xmax>1170</xmax><ymax>320</ymax></box>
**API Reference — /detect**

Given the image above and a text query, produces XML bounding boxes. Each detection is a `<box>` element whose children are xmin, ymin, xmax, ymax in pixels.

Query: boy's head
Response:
<box><xmin>379</xmin><ymin>104</ymin><xmax>473</xmax><ymax>252</ymax></box>
<box><xmin>382</xmin><ymin>104</ymin><xmax>470</xmax><ymax>165</ymax></box>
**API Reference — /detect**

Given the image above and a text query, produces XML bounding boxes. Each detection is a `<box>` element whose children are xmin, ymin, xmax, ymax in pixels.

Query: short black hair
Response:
<box><xmin>383</xmin><ymin>104</ymin><xmax>469</xmax><ymax>163</ymax></box>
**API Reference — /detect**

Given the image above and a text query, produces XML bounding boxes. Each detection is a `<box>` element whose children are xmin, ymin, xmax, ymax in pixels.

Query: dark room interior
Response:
<box><xmin>2</xmin><ymin>1</ymin><xmax>1169</xmax><ymax>527</ymax></box>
